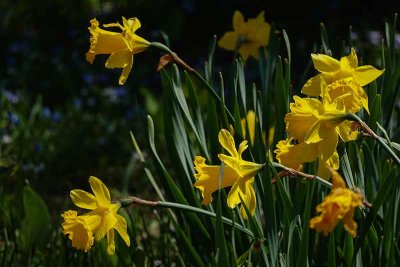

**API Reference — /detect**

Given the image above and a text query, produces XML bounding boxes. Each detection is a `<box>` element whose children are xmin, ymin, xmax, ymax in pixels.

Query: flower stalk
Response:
<box><xmin>118</xmin><ymin>196</ymin><xmax>255</xmax><ymax>239</ymax></box>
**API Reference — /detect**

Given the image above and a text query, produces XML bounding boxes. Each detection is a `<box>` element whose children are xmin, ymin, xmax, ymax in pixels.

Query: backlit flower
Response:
<box><xmin>302</xmin><ymin>47</ymin><xmax>383</xmax><ymax>97</ymax></box>
<box><xmin>62</xmin><ymin>176</ymin><xmax>130</xmax><ymax>255</ymax></box>
<box><xmin>86</xmin><ymin>17</ymin><xmax>150</xmax><ymax>85</ymax></box>
<box><xmin>218</xmin><ymin>11</ymin><xmax>270</xmax><ymax>62</ymax></box>
<box><xmin>274</xmin><ymin>138</ymin><xmax>339</xmax><ymax>180</ymax></box>
<box><xmin>194</xmin><ymin>129</ymin><xmax>263</xmax><ymax>218</ymax></box>
<box><xmin>285</xmin><ymin>78</ymin><xmax>358</xmax><ymax>160</ymax></box>
<box><xmin>310</xmin><ymin>169</ymin><xmax>364</xmax><ymax>237</ymax></box>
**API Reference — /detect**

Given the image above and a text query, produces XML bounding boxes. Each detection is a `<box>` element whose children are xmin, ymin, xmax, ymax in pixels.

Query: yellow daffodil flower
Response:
<box><xmin>310</xmin><ymin>169</ymin><xmax>364</xmax><ymax>237</ymax></box>
<box><xmin>274</xmin><ymin>138</ymin><xmax>339</xmax><ymax>179</ymax></box>
<box><xmin>194</xmin><ymin>129</ymin><xmax>263</xmax><ymax>219</ymax></box>
<box><xmin>285</xmin><ymin>78</ymin><xmax>358</xmax><ymax>161</ymax></box>
<box><xmin>62</xmin><ymin>176</ymin><xmax>130</xmax><ymax>255</ymax></box>
<box><xmin>302</xmin><ymin>47</ymin><xmax>384</xmax><ymax>97</ymax></box>
<box><xmin>86</xmin><ymin>17</ymin><xmax>150</xmax><ymax>85</ymax></box>
<box><xmin>218</xmin><ymin>10</ymin><xmax>270</xmax><ymax>62</ymax></box>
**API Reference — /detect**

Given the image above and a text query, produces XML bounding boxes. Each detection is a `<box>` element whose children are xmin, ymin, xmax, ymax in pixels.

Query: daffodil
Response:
<box><xmin>310</xmin><ymin>169</ymin><xmax>364</xmax><ymax>237</ymax></box>
<box><xmin>274</xmin><ymin>138</ymin><xmax>339</xmax><ymax>179</ymax></box>
<box><xmin>62</xmin><ymin>176</ymin><xmax>130</xmax><ymax>255</ymax></box>
<box><xmin>302</xmin><ymin>47</ymin><xmax>384</xmax><ymax>97</ymax></box>
<box><xmin>218</xmin><ymin>10</ymin><xmax>270</xmax><ymax>62</ymax></box>
<box><xmin>194</xmin><ymin>129</ymin><xmax>263</xmax><ymax>218</ymax></box>
<box><xmin>285</xmin><ymin>78</ymin><xmax>358</xmax><ymax>161</ymax></box>
<box><xmin>86</xmin><ymin>17</ymin><xmax>150</xmax><ymax>85</ymax></box>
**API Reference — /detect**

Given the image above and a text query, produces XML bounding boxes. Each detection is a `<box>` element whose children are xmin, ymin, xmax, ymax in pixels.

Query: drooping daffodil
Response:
<box><xmin>285</xmin><ymin>77</ymin><xmax>358</xmax><ymax>161</ymax></box>
<box><xmin>274</xmin><ymin>138</ymin><xmax>339</xmax><ymax>180</ymax></box>
<box><xmin>62</xmin><ymin>176</ymin><xmax>130</xmax><ymax>255</ymax></box>
<box><xmin>86</xmin><ymin>17</ymin><xmax>150</xmax><ymax>85</ymax></box>
<box><xmin>310</xmin><ymin>169</ymin><xmax>364</xmax><ymax>237</ymax></box>
<box><xmin>301</xmin><ymin>47</ymin><xmax>384</xmax><ymax>98</ymax></box>
<box><xmin>218</xmin><ymin>10</ymin><xmax>270</xmax><ymax>62</ymax></box>
<box><xmin>194</xmin><ymin>129</ymin><xmax>263</xmax><ymax>219</ymax></box>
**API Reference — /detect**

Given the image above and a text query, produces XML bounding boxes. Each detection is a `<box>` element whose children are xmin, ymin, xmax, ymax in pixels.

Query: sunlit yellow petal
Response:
<box><xmin>218</xmin><ymin>154</ymin><xmax>263</xmax><ymax>178</ymax></box>
<box><xmin>301</xmin><ymin>74</ymin><xmax>323</xmax><ymax>97</ymax></box>
<box><xmin>239</xmin><ymin>179</ymin><xmax>256</xmax><ymax>219</ymax></box>
<box><xmin>106</xmin><ymin>229</ymin><xmax>115</xmax><ymax>255</ymax></box>
<box><xmin>119</xmin><ymin>56</ymin><xmax>133</xmax><ymax>85</ymax></box>
<box><xmin>353</xmin><ymin>65</ymin><xmax>384</xmax><ymax>86</ymax></box>
<box><xmin>336</xmin><ymin>121</ymin><xmax>359</xmax><ymax>142</ymax></box>
<box><xmin>274</xmin><ymin>139</ymin><xmax>318</xmax><ymax>170</ymax></box>
<box><xmin>311</xmin><ymin>53</ymin><xmax>340</xmax><ymax>73</ymax></box>
<box><xmin>218</xmin><ymin>129</ymin><xmax>239</xmax><ymax>158</ymax></box>
<box><xmin>62</xmin><ymin>210</ymin><xmax>94</xmax><ymax>252</ymax></box>
<box><xmin>70</xmin><ymin>189</ymin><xmax>97</xmax><ymax>210</ymax></box>
<box><xmin>226</xmin><ymin>178</ymin><xmax>246</xmax><ymax>209</ymax></box>
<box><xmin>193</xmin><ymin>156</ymin><xmax>239</xmax><ymax>205</ymax></box>
<box><xmin>95</xmin><ymin>212</ymin><xmax>118</xmax><ymax>241</ymax></box>
<box><xmin>114</xmin><ymin>214</ymin><xmax>131</xmax><ymax>246</ymax></box>
<box><xmin>340</xmin><ymin>47</ymin><xmax>358</xmax><ymax>70</ymax></box>
<box><xmin>105</xmin><ymin>49</ymin><xmax>132</xmax><ymax>69</ymax></box>
<box><xmin>316</xmin><ymin>130</ymin><xmax>338</xmax><ymax>160</ymax></box>
<box><xmin>89</xmin><ymin>176</ymin><xmax>111</xmax><ymax>208</ymax></box>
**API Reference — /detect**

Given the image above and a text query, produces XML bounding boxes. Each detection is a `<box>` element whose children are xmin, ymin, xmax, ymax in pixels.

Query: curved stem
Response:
<box><xmin>272</xmin><ymin>162</ymin><xmax>332</xmax><ymax>188</ymax></box>
<box><xmin>119</xmin><ymin>196</ymin><xmax>254</xmax><ymax>239</ymax></box>
<box><xmin>345</xmin><ymin>113</ymin><xmax>400</xmax><ymax>166</ymax></box>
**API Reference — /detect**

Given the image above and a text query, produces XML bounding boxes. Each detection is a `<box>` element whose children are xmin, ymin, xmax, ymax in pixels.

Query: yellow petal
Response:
<box><xmin>340</xmin><ymin>47</ymin><xmax>358</xmax><ymax>69</ymax></box>
<box><xmin>95</xmin><ymin>212</ymin><xmax>118</xmax><ymax>241</ymax></box>
<box><xmin>233</xmin><ymin>10</ymin><xmax>245</xmax><ymax>32</ymax></box>
<box><xmin>70</xmin><ymin>189</ymin><xmax>97</xmax><ymax>210</ymax></box>
<box><xmin>226</xmin><ymin>178</ymin><xmax>246</xmax><ymax>208</ymax></box>
<box><xmin>274</xmin><ymin>139</ymin><xmax>318</xmax><ymax>170</ymax></box>
<box><xmin>246</xmin><ymin>110</ymin><xmax>256</xmax><ymax>145</ymax></box>
<box><xmin>239</xmin><ymin>179</ymin><xmax>256</xmax><ymax>219</ymax></box>
<box><xmin>106</xmin><ymin>229</ymin><xmax>115</xmax><ymax>255</ymax></box>
<box><xmin>218</xmin><ymin>154</ymin><xmax>263</xmax><ymax>178</ymax></box>
<box><xmin>337</xmin><ymin>121</ymin><xmax>359</xmax><ymax>142</ymax></box>
<box><xmin>353</xmin><ymin>65</ymin><xmax>384</xmax><ymax>86</ymax></box>
<box><xmin>246</xmin><ymin>11</ymin><xmax>270</xmax><ymax>46</ymax></box>
<box><xmin>105</xmin><ymin>49</ymin><xmax>132</xmax><ymax>69</ymax></box>
<box><xmin>80</xmin><ymin>211</ymin><xmax>103</xmax><ymax>232</ymax></box>
<box><xmin>123</xmin><ymin>17</ymin><xmax>141</xmax><ymax>32</ymax></box>
<box><xmin>218</xmin><ymin>129</ymin><xmax>239</xmax><ymax>158</ymax></box>
<box><xmin>238</xmin><ymin>45</ymin><xmax>252</xmax><ymax>62</ymax></box>
<box><xmin>89</xmin><ymin>176</ymin><xmax>111</xmax><ymax>208</ymax></box>
<box><xmin>316</xmin><ymin>130</ymin><xmax>338</xmax><ymax>160</ymax></box>
<box><xmin>331</xmin><ymin>169</ymin><xmax>346</xmax><ymax>189</ymax></box>
<box><xmin>237</xmin><ymin>140</ymin><xmax>248</xmax><ymax>159</ymax></box>
<box><xmin>311</xmin><ymin>53</ymin><xmax>340</xmax><ymax>73</ymax></box>
<box><xmin>62</xmin><ymin>211</ymin><xmax>94</xmax><ymax>252</ymax></box>
<box><xmin>301</xmin><ymin>74</ymin><xmax>323</xmax><ymax>97</ymax></box>
<box><xmin>119</xmin><ymin>56</ymin><xmax>134</xmax><ymax>85</ymax></box>
<box><xmin>316</xmin><ymin>151</ymin><xmax>339</xmax><ymax>180</ymax></box>
<box><xmin>193</xmin><ymin>156</ymin><xmax>239</xmax><ymax>205</ymax></box>
<box><xmin>114</xmin><ymin>214</ymin><xmax>131</xmax><ymax>246</ymax></box>
<box><xmin>218</xmin><ymin>32</ymin><xmax>239</xmax><ymax>51</ymax></box>
<box><xmin>85</xmin><ymin>18</ymin><xmax>127</xmax><ymax>64</ymax></box>
<box><xmin>304</xmin><ymin>119</ymin><xmax>329</xmax><ymax>144</ymax></box>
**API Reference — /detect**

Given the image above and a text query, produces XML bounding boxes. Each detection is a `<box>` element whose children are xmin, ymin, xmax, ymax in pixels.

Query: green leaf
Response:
<box><xmin>19</xmin><ymin>186</ymin><xmax>51</xmax><ymax>251</ymax></box>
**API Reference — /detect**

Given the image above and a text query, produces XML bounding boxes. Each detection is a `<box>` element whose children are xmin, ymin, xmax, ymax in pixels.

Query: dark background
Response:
<box><xmin>1</xmin><ymin>0</ymin><xmax>399</xmax><ymax>105</ymax></box>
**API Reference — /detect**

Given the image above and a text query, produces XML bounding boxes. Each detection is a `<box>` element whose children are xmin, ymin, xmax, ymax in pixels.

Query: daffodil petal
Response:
<box><xmin>89</xmin><ymin>176</ymin><xmax>111</xmax><ymax>208</ymax></box>
<box><xmin>233</xmin><ymin>10</ymin><xmax>245</xmax><ymax>32</ymax></box>
<box><xmin>218</xmin><ymin>32</ymin><xmax>239</xmax><ymax>51</ymax></box>
<box><xmin>218</xmin><ymin>129</ymin><xmax>239</xmax><ymax>158</ymax></box>
<box><xmin>106</xmin><ymin>229</ymin><xmax>115</xmax><ymax>255</ymax></box>
<box><xmin>218</xmin><ymin>154</ymin><xmax>263</xmax><ymax>178</ymax></box>
<box><xmin>119</xmin><ymin>55</ymin><xmax>133</xmax><ymax>85</ymax></box>
<box><xmin>193</xmin><ymin>156</ymin><xmax>239</xmax><ymax>205</ymax></box>
<box><xmin>226</xmin><ymin>178</ymin><xmax>246</xmax><ymax>208</ymax></box>
<box><xmin>95</xmin><ymin>212</ymin><xmax>117</xmax><ymax>241</ymax></box>
<box><xmin>317</xmin><ymin>130</ymin><xmax>338</xmax><ymax>160</ymax></box>
<box><xmin>301</xmin><ymin>74</ymin><xmax>323</xmax><ymax>97</ymax></box>
<box><xmin>70</xmin><ymin>189</ymin><xmax>97</xmax><ymax>210</ymax></box>
<box><xmin>105</xmin><ymin>49</ymin><xmax>132</xmax><ymax>69</ymax></box>
<box><xmin>337</xmin><ymin>121</ymin><xmax>359</xmax><ymax>142</ymax></box>
<box><xmin>239</xmin><ymin>179</ymin><xmax>256</xmax><ymax>219</ymax></box>
<box><xmin>114</xmin><ymin>214</ymin><xmax>131</xmax><ymax>246</ymax></box>
<box><xmin>353</xmin><ymin>65</ymin><xmax>384</xmax><ymax>86</ymax></box>
<box><xmin>311</xmin><ymin>53</ymin><xmax>340</xmax><ymax>73</ymax></box>
<box><xmin>340</xmin><ymin>47</ymin><xmax>358</xmax><ymax>69</ymax></box>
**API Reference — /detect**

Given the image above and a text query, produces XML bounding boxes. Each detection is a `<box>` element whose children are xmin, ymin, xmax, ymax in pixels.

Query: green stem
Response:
<box><xmin>345</xmin><ymin>113</ymin><xmax>400</xmax><ymax>166</ymax></box>
<box><xmin>272</xmin><ymin>162</ymin><xmax>332</xmax><ymax>188</ymax></box>
<box><xmin>119</xmin><ymin>196</ymin><xmax>254</xmax><ymax>239</ymax></box>
<box><xmin>150</xmin><ymin>41</ymin><xmax>235</xmax><ymax>123</ymax></box>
